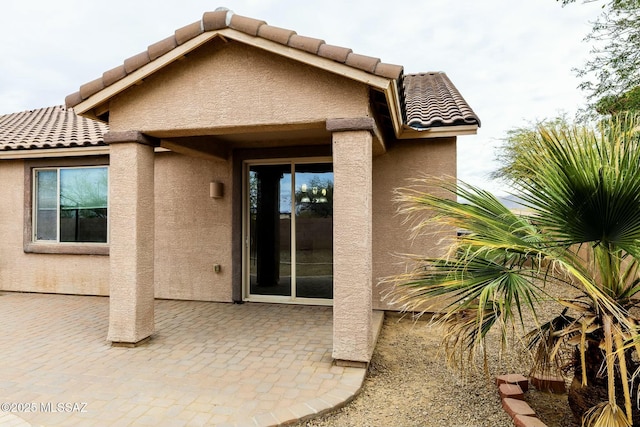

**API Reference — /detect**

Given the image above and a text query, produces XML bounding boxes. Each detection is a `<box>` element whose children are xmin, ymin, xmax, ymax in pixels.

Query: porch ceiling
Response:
<box><xmin>154</xmin><ymin>121</ymin><xmax>386</xmax><ymax>161</ymax></box>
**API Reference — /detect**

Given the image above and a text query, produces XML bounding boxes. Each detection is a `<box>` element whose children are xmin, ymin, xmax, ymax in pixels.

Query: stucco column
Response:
<box><xmin>104</xmin><ymin>131</ymin><xmax>157</xmax><ymax>346</ymax></box>
<box><xmin>328</xmin><ymin>118</ymin><xmax>374</xmax><ymax>365</ymax></box>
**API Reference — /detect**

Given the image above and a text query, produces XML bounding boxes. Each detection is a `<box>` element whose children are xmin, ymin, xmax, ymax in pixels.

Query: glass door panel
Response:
<box><xmin>249</xmin><ymin>164</ymin><xmax>292</xmax><ymax>296</ymax></box>
<box><xmin>294</xmin><ymin>165</ymin><xmax>333</xmax><ymax>299</ymax></box>
<box><xmin>246</xmin><ymin>161</ymin><xmax>333</xmax><ymax>302</ymax></box>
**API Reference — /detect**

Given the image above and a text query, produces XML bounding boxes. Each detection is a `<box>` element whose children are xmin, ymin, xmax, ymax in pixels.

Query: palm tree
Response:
<box><xmin>385</xmin><ymin>114</ymin><xmax>640</xmax><ymax>427</ymax></box>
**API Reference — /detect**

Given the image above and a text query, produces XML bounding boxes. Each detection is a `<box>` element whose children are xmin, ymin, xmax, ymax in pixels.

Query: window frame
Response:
<box><xmin>24</xmin><ymin>157</ymin><xmax>109</xmax><ymax>255</ymax></box>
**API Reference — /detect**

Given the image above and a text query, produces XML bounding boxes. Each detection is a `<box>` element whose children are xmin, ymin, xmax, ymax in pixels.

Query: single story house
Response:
<box><xmin>0</xmin><ymin>9</ymin><xmax>479</xmax><ymax>365</ymax></box>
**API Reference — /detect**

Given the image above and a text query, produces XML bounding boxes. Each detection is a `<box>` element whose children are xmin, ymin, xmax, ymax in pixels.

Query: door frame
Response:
<box><xmin>242</xmin><ymin>156</ymin><xmax>333</xmax><ymax>306</ymax></box>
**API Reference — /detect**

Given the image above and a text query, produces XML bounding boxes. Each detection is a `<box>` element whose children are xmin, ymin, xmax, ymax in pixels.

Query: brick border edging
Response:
<box><xmin>495</xmin><ymin>374</ymin><xmax>565</xmax><ymax>427</ymax></box>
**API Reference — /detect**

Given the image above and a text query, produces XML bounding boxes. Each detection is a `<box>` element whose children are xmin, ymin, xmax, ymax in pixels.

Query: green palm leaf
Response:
<box><xmin>385</xmin><ymin>114</ymin><xmax>640</xmax><ymax>427</ymax></box>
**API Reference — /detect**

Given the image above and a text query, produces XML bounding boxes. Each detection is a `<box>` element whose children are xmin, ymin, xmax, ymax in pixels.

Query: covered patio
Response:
<box><xmin>0</xmin><ymin>292</ymin><xmax>382</xmax><ymax>426</ymax></box>
<box><xmin>60</xmin><ymin>8</ymin><xmax>478</xmax><ymax>366</ymax></box>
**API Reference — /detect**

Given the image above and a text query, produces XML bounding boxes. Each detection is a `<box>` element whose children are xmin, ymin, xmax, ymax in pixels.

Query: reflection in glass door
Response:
<box><xmin>294</xmin><ymin>164</ymin><xmax>333</xmax><ymax>299</ymax></box>
<box><xmin>248</xmin><ymin>164</ymin><xmax>292</xmax><ymax>296</ymax></box>
<box><xmin>246</xmin><ymin>161</ymin><xmax>333</xmax><ymax>303</ymax></box>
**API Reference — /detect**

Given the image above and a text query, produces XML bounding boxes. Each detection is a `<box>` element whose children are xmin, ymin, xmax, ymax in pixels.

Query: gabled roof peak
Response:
<box><xmin>212</xmin><ymin>6</ymin><xmax>234</xmax><ymax>25</ymax></box>
<box><xmin>62</xmin><ymin>9</ymin><xmax>479</xmax><ymax>138</ymax></box>
<box><xmin>65</xmin><ymin>9</ymin><xmax>404</xmax><ymax>109</ymax></box>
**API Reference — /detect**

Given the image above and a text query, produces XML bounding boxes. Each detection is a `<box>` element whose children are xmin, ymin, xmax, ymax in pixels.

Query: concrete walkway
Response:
<box><xmin>0</xmin><ymin>293</ymin><xmax>381</xmax><ymax>426</ymax></box>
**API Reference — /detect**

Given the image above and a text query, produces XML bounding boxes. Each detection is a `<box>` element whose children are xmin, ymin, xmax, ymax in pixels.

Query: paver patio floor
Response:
<box><xmin>0</xmin><ymin>293</ymin><xmax>373</xmax><ymax>426</ymax></box>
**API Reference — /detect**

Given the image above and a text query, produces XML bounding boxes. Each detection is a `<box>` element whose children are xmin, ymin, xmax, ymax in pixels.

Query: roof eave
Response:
<box><xmin>397</xmin><ymin>124</ymin><xmax>479</xmax><ymax>139</ymax></box>
<box><xmin>387</xmin><ymin>80</ymin><xmax>405</xmax><ymax>139</ymax></box>
<box><xmin>0</xmin><ymin>146</ymin><xmax>110</xmax><ymax>160</ymax></box>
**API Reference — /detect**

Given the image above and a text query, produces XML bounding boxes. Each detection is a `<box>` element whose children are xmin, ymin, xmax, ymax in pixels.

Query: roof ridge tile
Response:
<box><xmin>317</xmin><ymin>44</ymin><xmax>352</xmax><ymax>63</ymax></box>
<box><xmin>374</xmin><ymin>63</ymin><xmax>404</xmax><ymax>80</ymax></box>
<box><xmin>148</xmin><ymin>36</ymin><xmax>178</xmax><ymax>61</ymax></box>
<box><xmin>229</xmin><ymin>14</ymin><xmax>266</xmax><ymax>36</ymax></box>
<box><xmin>79</xmin><ymin>78</ymin><xmax>105</xmax><ymax>101</ymax></box>
<box><xmin>257</xmin><ymin>24</ymin><xmax>296</xmax><ymax>45</ymax></box>
<box><xmin>287</xmin><ymin>34</ymin><xmax>325</xmax><ymax>54</ymax></box>
<box><xmin>123</xmin><ymin>50</ymin><xmax>151</xmax><ymax>74</ymax></box>
<box><xmin>175</xmin><ymin>20</ymin><xmax>204</xmax><ymax>45</ymax></box>
<box><xmin>345</xmin><ymin>52</ymin><xmax>380</xmax><ymax>74</ymax></box>
<box><xmin>103</xmin><ymin>65</ymin><xmax>128</xmax><ymax>87</ymax></box>
<box><xmin>59</xmin><ymin>10</ymin><xmax>478</xmax><ymax>135</ymax></box>
<box><xmin>202</xmin><ymin>10</ymin><xmax>229</xmax><ymax>31</ymax></box>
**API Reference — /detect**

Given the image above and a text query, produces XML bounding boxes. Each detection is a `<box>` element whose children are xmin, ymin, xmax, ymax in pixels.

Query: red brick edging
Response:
<box><xmin>495</xmin><ymin>373</ymin><xmax>565</xmax><ymax>427</ymax></box>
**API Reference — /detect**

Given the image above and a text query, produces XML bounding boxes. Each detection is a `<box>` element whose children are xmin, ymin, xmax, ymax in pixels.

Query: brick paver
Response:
<box><xmin>0</xmin><ymin>293</ymin><xmax>373</xmax><ymax>426</ymax></box>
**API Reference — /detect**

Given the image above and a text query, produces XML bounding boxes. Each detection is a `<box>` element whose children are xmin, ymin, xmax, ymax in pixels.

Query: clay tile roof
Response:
<box><xmin>0</xmin><ymin>106</ymin><xmax>107</xmax><ymax>151</ymax></box>
<box><xmin>65</xmin><ymin>9</ymin><xmax>404</xmax><ymax>108</ymax></box>
<box><xmin>403</xmin><ymin>72</ymin><xmax>480</xmax><ymax>129</ymax></box>
<box><xmin>60</xmin><ymin>9</ymin><xmax>479</xmax><ymax>136</ymax></box>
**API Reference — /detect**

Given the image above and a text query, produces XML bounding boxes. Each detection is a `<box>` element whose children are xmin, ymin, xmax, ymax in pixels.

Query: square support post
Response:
<box><xmin>328</xmin><ymin>118</ymin><xmax>375</xmax><ymax>364</ymax></box>
<box><xmin>105</xmin><ymin>131</ymin><xmax>156</xmax><ymax>345</ymax></box>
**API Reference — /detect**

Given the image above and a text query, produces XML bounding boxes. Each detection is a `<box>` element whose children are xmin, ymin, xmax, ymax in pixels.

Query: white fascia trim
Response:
<box><xmin>0</xmin><ymin>147</ymin><xmax>110</xmax><ymax>160</ymax></box>
<box><xmin>397</xmin><ymin>124</ymin><xmax>479</xmax><ymax>139</ymax></box>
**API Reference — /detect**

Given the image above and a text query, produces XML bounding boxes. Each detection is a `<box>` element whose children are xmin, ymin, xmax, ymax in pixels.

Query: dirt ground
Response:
<box><xmin>293</xmin><ymin>315</ymin><xmax>578</xmax><ymax>427</ymax></box>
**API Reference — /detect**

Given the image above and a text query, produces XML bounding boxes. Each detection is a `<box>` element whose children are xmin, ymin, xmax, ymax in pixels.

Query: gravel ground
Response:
<box><xmin>293</xmin><ymin>314</ymin><xmax>577</xmax><ymax>427</ymax></box>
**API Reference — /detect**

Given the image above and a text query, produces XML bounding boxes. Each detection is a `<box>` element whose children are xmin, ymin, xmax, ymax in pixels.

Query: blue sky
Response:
<box><xmin>0</xmin><ymin>0</ymin><xmax>604</xmax><ymax>195</ymax></box>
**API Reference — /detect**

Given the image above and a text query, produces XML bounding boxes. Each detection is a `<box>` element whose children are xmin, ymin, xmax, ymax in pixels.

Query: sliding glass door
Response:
<box><xmin>245</xmin><ymin>160</ymin><xmax>333</xmax><ymax>304</ymax></box>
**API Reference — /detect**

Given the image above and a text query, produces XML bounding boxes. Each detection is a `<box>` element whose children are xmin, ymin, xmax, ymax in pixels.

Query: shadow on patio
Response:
<box><xmin>0</xmin><ymin>293</ymin><xmax>369</xmax><ymax>426</ymax></box>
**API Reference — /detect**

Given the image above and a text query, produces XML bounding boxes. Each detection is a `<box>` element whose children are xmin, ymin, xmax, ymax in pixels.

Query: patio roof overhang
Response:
<box><xmin>70</xmin><ymin>28</ymin><xmax>402</xmax><ymax>147</ymax></box>
<box><xmin>67</xmin><ymin>9</ymin><xmax>479</xmax><ymax>147</ymax></box>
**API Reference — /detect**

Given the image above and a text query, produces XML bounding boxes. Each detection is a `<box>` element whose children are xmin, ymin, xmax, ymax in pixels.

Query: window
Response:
<box><xmin>33</xmin><ymin>166</ymin><xmax>108</xmax><ymax>243</ymax></box>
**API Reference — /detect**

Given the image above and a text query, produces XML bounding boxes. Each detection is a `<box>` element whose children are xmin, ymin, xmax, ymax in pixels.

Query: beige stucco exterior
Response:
<box><xmin>0</xmin><ymin>153</ymin><xmax>234</xmax><ymax>301</ymax></box>
<box><xmin>0</xmin><ymin>159</ymin><xmax>110</xmax><ymax>295</ymax></box>
<box><xmin>107</xmin><ymin>140</ymin><xmax>155</xmax><ymax>343</ymax></box>
<box><xmin>0</xmin><ymin>34</ymin><xmax>469</xmax><ymax>363</ymax></box>
<box><xmin>108</xmin><ymin>41</ymin><xmax>370</xmax><ymax>137</ymax></box>
<box><xmin>372</xmin><ymin>137</ymin><xmax>457</xmax><ymax>310</ymax></box>
<box><xmin>153</xmin><ymin>151</ymin><xmax>233</xmax><ymax>302</ymax></box>
<box><xmin>0</xmin><ymin>137</ymin><xmax>456</xmax><ymax>306</ymax></box>
<box><xmin>332</xmin><ymin>129</ymin><xmax>373</xmax><ymax>363</ymax></box>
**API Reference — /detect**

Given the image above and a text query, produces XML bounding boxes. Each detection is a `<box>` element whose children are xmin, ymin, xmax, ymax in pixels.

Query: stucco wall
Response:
<box><xmin>372</xmin><ymin>137</ymin><xmax>457</xmax><ymax>310</ymax></box>
<box><xmin>0</xmin><ymin>153</ymin><xmax>233</xmax><ymax>301</ymax></box>
<box><xmin>332</xmin><ymin>129</ymin><xmax>373</xmax><ymax>362</ymax></box>
<box><xmin>1</xmin><ymin>136</ymin><xmax>456</xmax><ymax>307</ymax></box>
<box><xmin>1</xmin><ymin>38</ymin><xmax>459</xmax><ymax>312</ymax></box>
<box><xmin>109</xmin><ymin>40</ymin><xmax>369</xmax><ymax>135</ymax></box>
<box><xmin>153</xmin><ymin>151</ymin><xmax>233</xmax><ymax>301</ymax></box>
<box><xmin>0</xmin><ymin>160</ymin><xmax>110</xmax><ymax>295</ymax></box>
